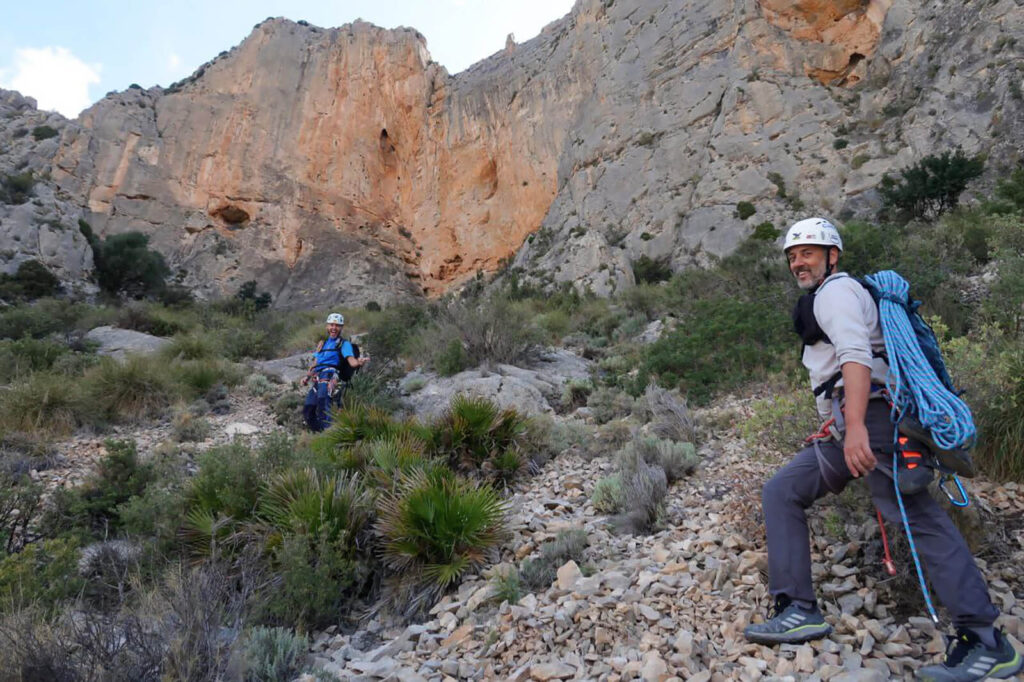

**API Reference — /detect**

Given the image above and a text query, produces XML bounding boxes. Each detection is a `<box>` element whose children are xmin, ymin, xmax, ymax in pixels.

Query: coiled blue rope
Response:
<box><xmin>863</xmin><ymin>271</ymin><xmax>976</xmax><ymax>450</ymax></box>
<box><xmin>864</xmin><ymin>270</ymin><xmax>977</xmax><ymax>624</ymax></box>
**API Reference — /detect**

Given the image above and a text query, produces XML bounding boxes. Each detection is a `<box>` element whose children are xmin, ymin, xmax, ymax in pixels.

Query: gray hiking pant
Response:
<box><xmin>762</xmin><ymin>400</ymin><xmax>999</xmax><ymax>628</ymax></box>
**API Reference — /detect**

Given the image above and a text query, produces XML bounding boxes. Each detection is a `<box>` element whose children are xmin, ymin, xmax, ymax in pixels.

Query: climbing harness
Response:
<box><xmin>867</xmin><ymin>270</ymin><xmax>978</xmax><ymax>623</ymax></box>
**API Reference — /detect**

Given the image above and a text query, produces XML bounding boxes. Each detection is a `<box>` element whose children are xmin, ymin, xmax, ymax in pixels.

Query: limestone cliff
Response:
<box><xmin>2</xmin><ymin>0</ymin><xmax>1022</xmax><ymax>304</ymax></box>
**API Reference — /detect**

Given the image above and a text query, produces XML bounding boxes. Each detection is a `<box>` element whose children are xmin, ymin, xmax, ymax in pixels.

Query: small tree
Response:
<box><xmin>879</xmin><ymin>150</ymin><xmax>984</xmax><ymax>222</ymax></box>
<box><xmin>96</xmin><ymin>232</ymin><xmax>170</xmax><ymax>298</ymax></box>
<box><xmin>235</xmin><ymin>280</ymin><xmax>272</xmax><ymax>312</ymax></box>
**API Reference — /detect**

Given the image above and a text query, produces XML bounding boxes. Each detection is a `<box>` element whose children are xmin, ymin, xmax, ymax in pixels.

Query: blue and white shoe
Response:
<box><xmin>917</xmin><ymin>628</ymin><xmax>1023</xmax><ymax>681</ymax></box>
<box><xmin>743</xmin><ymin>596</ymin><xmax>832</xmax><ymax>645</ymax></box>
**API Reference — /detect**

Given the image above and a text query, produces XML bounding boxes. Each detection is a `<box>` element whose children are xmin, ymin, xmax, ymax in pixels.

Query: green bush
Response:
<box><xmin>632</xmin><ymin>255</ymin><xmax>673</xmax><ymax>284</ymax></box>
<box><xmin>752</xmin><ymin>221</ymin><xmax>780</xmax><ymax>241</ymax></box>
<box><xmin>242</xmin><ymin>626</ymin><xmax>309</xmax><ymax>682</ymax></box>
<box><xmin>376</xmin><ymin>468</ymin><xmax>507</xmax><ymax>608</ymax></box>
<box><xmin>233</xmin><ymin>281</ymin><xmax>272</xmax><ymax>315</ymax></box>
<box><xmin>0</xmin><ymin>538</ymin><xmax>83</xmax><ymax>613</ymax></box>
<box><xmin>162</xmin><ymin>331</ymin><xmax>222</xmax><ymax>361</ymax></box>
<box><xmin>92</xmin><ymin>232</ymin><xmax>170</xmax><ymax>298</ymax></box>
<box><xmin>436</xmin><ymin>339</ymin><xmax>469</xmax><ymax>376</ymax></box>
<box><xmin>0</xmin><ymin>371</ymin><xmax>86</xmax><ymax>435</ymax></box>
<box><xmin>427</xmin><ymin>395</ymin><xmax>529</xmax><ymax>479</ymax></box>
<box><xmin>642</xmin><ymin>299</ymin><xmax>790</xmax><ymax>405</ymax></box>
<box><xmin>45</xmin><ymin>440</ymin><xmax>153</xmax><ymax>537</ymax></box>
<box><xmin>31</xmin><ymin>126</ymin><xmax>58</xmax><ymax>141</ymax></box>
<box><xmin>0</xmin><ymin>260</ymin><xmax>61</xmax><ymax>301</ymax></box>
<box><xmin>591</xmin><ymin>475</ymin><xmax>622</xmax><ymax>513</ymax></box>
<box><xmin>82</xmin><ymin>356</ymin><xmax>174</xmax><ymax>422</ymax></box>
<box><xmin>170</xmin><ymin>359</ymin><xmax>242</xmax><ymax>399</ymax></box>
<box><xmin>0</xmin><ymin>337</ymin><xmax>69</xmax><ymax>383</ymax></box>
<box><xmin>259</xmin><ymin>469</ymin><xmax>373</xmax><ymax>549</ymax></box>
<box><xmin>833</xmin><ymin>138</ymin><xmax>849</xmax><ymax>150</ymax></box>
<box><xmin>258</xmin><ymin>533</ymin><xmax>366</xmax><ymax>630</ymax></box>
<box><xmin>879</xmin><ymin>150</ymin><xmax>985</xmax><ymax>222</ymax></box>
<box><xmin>188</xmin><ymin>445</ymin><xmax>263</xmax><ymax>522</ymax></box>
<box><xmin>994</xmin><ymin>165</ymin><xmax>1024</xmax><ymax>212</ymax></box>
<box><xmin>428</xmin><ymin>293</ymin><xmax>541</xmax><ymax>371</ymax></box>
<box><xmin>0</xmin><ymin>171</ymin><xmax>34</xmax><ymax>204</ymax></box>
<box><xmin>735</xmin><ymin>201</ymin><xmax>756</xmax><ymax>220</ymax></box>
<box><xmin>561</xmin><ymin>378</ymin><xmax>593</xmax><ymax>409</ymax></box>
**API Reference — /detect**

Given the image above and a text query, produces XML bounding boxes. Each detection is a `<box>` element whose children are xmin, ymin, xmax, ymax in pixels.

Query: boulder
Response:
<box><xmin>84</xmin><ymin>326</ymin><xmax>170</xmax><ymax>358</ymax></box>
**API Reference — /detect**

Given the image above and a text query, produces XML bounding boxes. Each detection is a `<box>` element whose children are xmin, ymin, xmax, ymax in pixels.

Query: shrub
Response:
<box><xmin>735</xmin><ymin>201</ymin><xmax>756</xmax><ymax>220</ymax></box>
<box><xmin>0</xmin><ymin>538</ymin><xmax>83</xmax><ymax>613</ymax></box>
<box><xmin>618</xmin><ymin>435</ymin><xmax>697</xmax><ymax>485</ymax></box>
<box><xmin>0</xmin><ymin>260</ymin><xmax>61</xmax><ymax>301</ymax></box>
<box><xmin>259</xmin><ymin>469</ymin><xmax>373</xmax><ymax>549</ymax></box>
<box><xmin>242</xmin><ymin>626</ymin><xmax>309</xmax><ymax>682</ymax></box>
<box><xmin>273</xmin><ymin>393</ymin><xmax>303</xmax><ymax>428</ymax></box>
<box><xmin>879</xmin><ymin>150</ymin><xmax>985</xmax><ymax>222</ymax></box>
<box><xmin>258</xmin><ymin>532</ymin><xmax>366</xmax><ymax>630</ymax></box>
<box><xmin>752</xmin><ymin>221</ymin><xmax>780</xmax><ymax>241</ymax></box>
<box><xmin>431</xmin><ymin>293</ymin><xmax>541</xmax><ymax>370</ymax></box>
<box><xmin>427</xmin><ymin>395</ymin><xmax>529</xmax><ymax>478</ymax></box>
<box><xmin>185</xmin><ymin>445</ymin><xmax>263</xmax><ymax>545</ymax></box>
<box><xmin>0</xmin><ymin>337</ymin><xmax>69</xmax><ymax>383</ymax></box>
<box><xmin>0</xmin><ymin>474</ymin><xmax>43</xmax><ymax>555</ymax></box>
<box><xmin>246</xmin><ymin>373</ymin><xmax>275</xmax><ymax>397</ymax></box>
<box><xmin>31</xmin><ymin>126</ymin><xmax>58</xmax><ymax>141</ymax></box>
<box><xmin>93</xmin><ymin>232</ymin><xmax>170</xmax><ymax>298</ymax></box>
<box><xmin>611</xmin><ymin>459</ymin><xmax>667</xmax><ymax>535</ymax></box>
<box><xmin>643</xmin><ymin>383</ymin><xmax>696</xmax><ymax>443</ymax></box>
<box><xmin>994</xmin><ymin>165</ymin><xmax>1024</xmax><ymax>213</ymax></box>
<box><xmin>491</xmin><ymin>566</ymin><xmax>521</xmax><ymax>605</ymax></box>
<box><xmin>0</xmin><ymin>371</ymin><xmax>86</xmax><ymax>435</ymax></box>
<box><xmin>739</xmin><ymin>389</ymin><xmax>819</xmax><ymax>455</ymax></box>
<box><xmin>591</xmin><ymin>475</ymin><xmax>623</xmax><ymax>513</ymax></box>
<box><xmin>561</xmin><ymin>378</ymin><xmax>593</xmax><ymax>409</ymax></box>
<box><xmin>162</xmin><ymin>331</ymin><xmax>222</xmax><ymax>361</ymax></box>
<box><xmin>172</xmin><ymin>412</ymin><xmax>212</xmax><ymax>442</ymax></box>
<box><xmin>171</xmin><ymin>359</ymin><xmax>242</xmax><ymax>399</ymax></box>
<box><xmin>45</xmin><ymin>440</ymin><xmax>153</xmax><ymax>537</ymax></box>
<box><xmin>587</xmin><ymin>386</ymin><xmax>636</xmax><ymax>424</ymax></box>
<box><xmin>632</xmin><ymin>255</ymin><xmax>673</xmax><ymax>284</ymax></box>
<box><xmin>519</xmin><ymin>529</ymin><xmax>588</xmax><ymax>591</ymax></box>
<box><xmin>376</xmin><ymin>468</ymin><xmax>507</xmax><ymax>613</ymax></box>
<box><xmin>833</xmin><ymin>138</ymin><xmax>849</xmax><ymax>150</ymax></box>
<box><xmin>364</xmin><ymin>301</ymin><xmax>382</xmax><ymax>312</ymax></box>
<box><xmin>642</xmin><ymin>299</ymin><xmax>790</xmax><ymax>405</ymax></box>
<box><xmin>115</xmin><ymin>301</ymin><xmax>192</xmax><ymax>336</ymax></box>
<box><xmin>234</xmin><ymin>280</ymin><xmax>272</xmax><ymax>315</ymax></box>
<box><xmin>0</xmin><ymin>171</ymin><xmax>34</xmax><ymax>204</ymax></box>
<box><xmin>436</xmin><ymin>339</ymin><xmax>469</xmax><ymax>376</ymax></box>
<box><xmin>82</xmin><ymin>356</ymin><xmax>174</xmax><ymax>422</ymax></box>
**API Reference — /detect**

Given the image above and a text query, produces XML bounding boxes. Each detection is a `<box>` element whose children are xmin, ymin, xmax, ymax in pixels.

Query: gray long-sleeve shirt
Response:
<box><xmin>802</xmin><ymin>273</ymin><xmax>889</xmax><ymax>418</ymax></box>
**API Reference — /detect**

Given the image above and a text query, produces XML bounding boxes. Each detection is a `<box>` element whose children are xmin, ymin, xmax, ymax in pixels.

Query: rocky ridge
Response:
<box><xmin>2</xmin><ymin>1</ymin><xmax>1022</xmax><ymax>303</ymax></box>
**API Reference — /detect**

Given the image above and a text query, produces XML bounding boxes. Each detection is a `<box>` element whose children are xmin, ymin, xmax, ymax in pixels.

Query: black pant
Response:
<box><xmin>761</xmin><ymin>400</ymin><xmax>998</xmax><ymax>627</ymax></box>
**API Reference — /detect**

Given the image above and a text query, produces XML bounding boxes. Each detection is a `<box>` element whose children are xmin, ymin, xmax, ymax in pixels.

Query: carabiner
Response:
<box><xmin>939</xmin><ymin>474</ymin><xmax>970</xmax><ymax>508</ymax></box>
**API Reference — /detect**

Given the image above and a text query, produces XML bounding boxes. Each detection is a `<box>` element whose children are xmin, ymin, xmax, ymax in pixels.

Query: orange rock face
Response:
<box><xmin>759</xmin><ymin>0</ymin><xmax>891</xmax><ymax>85</ymax></box>
<box><xmin>53</xmin><ymin>19</ymin><xmax>581</xmax><ymax>302</ymax></box>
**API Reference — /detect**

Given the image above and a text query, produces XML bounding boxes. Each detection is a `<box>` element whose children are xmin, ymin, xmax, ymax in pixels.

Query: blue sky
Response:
<box><xmin>0</xmin><ymin>0</ymin><xmax>576</xmax><ymax>118</ymax></box>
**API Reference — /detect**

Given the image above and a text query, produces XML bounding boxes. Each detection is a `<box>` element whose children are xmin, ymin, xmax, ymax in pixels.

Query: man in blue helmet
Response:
<box><xmin>301</xmin><ymin>312</ymin><xmax>369</xmax><ymax>431</ymax></box>
<box><xmin>743</xmin><ymin>218</ymin><xmax>1019</xmax><ymax>682</ymax></box>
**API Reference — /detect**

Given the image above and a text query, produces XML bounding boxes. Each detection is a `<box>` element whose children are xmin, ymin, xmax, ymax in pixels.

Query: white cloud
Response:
<box><xmin>0</xmin><ymin>47</ymin><xmax>101</xmax><ymax>118</ymax></box>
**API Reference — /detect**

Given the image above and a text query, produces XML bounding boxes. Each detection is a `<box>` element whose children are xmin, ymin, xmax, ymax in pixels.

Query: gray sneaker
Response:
<box><xmin>744</xmin><ymin>597</ymin><xmax>832</xmax><ymax>645</ymax></box>
<box><xmin>917</xmin><ymin>629</ymin><xmax>1023</xmax><ymax>681</ymax></box>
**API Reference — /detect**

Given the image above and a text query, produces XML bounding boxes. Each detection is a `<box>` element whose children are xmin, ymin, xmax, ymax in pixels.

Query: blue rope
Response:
<box><xmin>892</xmin><ymin>431</ymin><xmax>940</xmax><ymax>623</ymax></box>
<box><xmin>865</xmin><ymin>271</ymin><xmax>979</xmax><ymax>624</ymax></box>
<box><xmin>863</xmin><ymin>271</ymin><xmax>976</xmax><ymax>450</ymax></box>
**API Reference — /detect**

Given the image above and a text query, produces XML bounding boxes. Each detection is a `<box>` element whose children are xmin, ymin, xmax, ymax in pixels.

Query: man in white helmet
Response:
<box><xmin>301</xmin><ymin>312</ymin><xmax>370</xmax><ymax>431</ymax></box>
<box><xmin>744</xmin><ymin>218</ymin><xmax>1017</xmax><ymax>682</ymax></box>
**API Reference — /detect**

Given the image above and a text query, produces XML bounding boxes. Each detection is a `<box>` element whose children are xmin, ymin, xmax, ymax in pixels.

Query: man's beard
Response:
<box><xmin>793</xmin><ymin>267</ymin><xmax>823</xmax><ymax>290</ymax></box>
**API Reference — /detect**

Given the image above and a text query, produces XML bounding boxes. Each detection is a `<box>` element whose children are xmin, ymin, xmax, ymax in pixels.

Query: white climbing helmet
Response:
<box><xmin>325</xmin><ymin>313</ymin><xmax>344</xmax><ymax>325</ymax></box>
<box><xmin>783</xmin><ymin>217</ymin><xmax>843</xmax><ymax>253</ymax></box>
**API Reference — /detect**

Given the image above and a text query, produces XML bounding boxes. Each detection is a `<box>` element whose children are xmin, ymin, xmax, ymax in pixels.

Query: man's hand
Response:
<box><xmin>844</xmin><ymin>421</ymin><xmax>876</xmax><ymax>477</ymax></box>
<box><xmin>301</xmin><ymin>375</ymin><xmax>309</xmax><ymax>386</ymax></box>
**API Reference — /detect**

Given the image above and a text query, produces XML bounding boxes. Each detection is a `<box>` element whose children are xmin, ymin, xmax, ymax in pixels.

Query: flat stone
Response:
<box><xmin>530</xmin><ymin>662</ymin><xmax>576</xmax><ymax>680</ymax></box>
